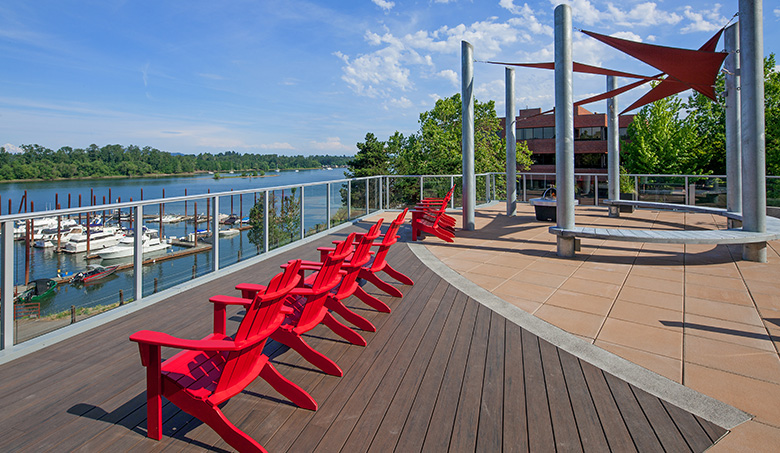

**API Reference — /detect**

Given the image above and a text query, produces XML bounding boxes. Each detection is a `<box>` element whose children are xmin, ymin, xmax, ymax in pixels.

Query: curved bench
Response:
<box><xmin>549</xmin><ymin>200</ymin><xmax>780</xmax><ymax>246</ymax></box>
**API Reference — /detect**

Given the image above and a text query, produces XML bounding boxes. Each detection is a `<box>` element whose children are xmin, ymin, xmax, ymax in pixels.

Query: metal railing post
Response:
<box><xmin>326</xmin><ymin>183</ymin><xmax>331</xmax><ymax>229</ymax></box>
<box><xmin>594</xmin><ymin>175</ymin><xmax>599</xmax><ymax>206</ymax></box>
<box><xmin>379</xmin><ymin>177</ymin><xmax>383</xmax><ymax>211</ymax></box>
<box><xmin>684</xmin><ymin>176</ymin><xmax>689</xmax><ymax>204</ymax></box>
<box><xmin>523</xmin><ymin>174</ymin><xmax>527</xmax><ymax>202</ymax></box>
<box><xmin>2</xmin><ymin>221</ymin><xmax>14</xmax><ymax>350</ymax></box>
<box><xmin>347</xmin><ymin>180</ymin><xmax>352</xmax><ymax>220</ymax></box>
<box><xmin>365</xmin><ymin>179</ymin><xmax>369</xmax><ymax>216</ymax></box>
<box><xmin>420</xmin><ymin>176</ymin><xmax>424</xmax><ymax>201</ymax></box>
<box><xmin>133</xmin><ymin>205</ymin><xmax>143</xmax><ymax>301</ymax></box>
<box><xmin>211</xmin><ymin>195</ymin><xmax>219</xmax><ymax>272</ymax></box>
<box><xmin>263</xmin><ymin>191</ymin><xmax>269</xmax><ymax>252</ymax></box>
<box><xmin>450</xmin><ymin>176</ymin><xmax>455</xmax><ymax>209</ymax></box>
<box><xmin>300</xmin><ymin>186</ymin><xmax>305</xmax><ymax>239</ymax></box>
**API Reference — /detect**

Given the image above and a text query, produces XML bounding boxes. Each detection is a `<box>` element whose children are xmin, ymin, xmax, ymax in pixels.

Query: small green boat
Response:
<box><xmin>17</xmin><ymin>279</ymin><xmax>57</xmax><ymax>303</ymax></box>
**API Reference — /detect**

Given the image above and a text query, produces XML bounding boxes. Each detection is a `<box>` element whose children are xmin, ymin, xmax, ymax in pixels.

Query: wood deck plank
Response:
<box><xmin>475</xmin><ymin>312</ymin><xmax>505</xmax><ymax>453</ymax></box>
<box><xmin>660</xmin><ymin>399</ymin><xmax>717</xmax><ymax>452</ymax></box>
<box><xmin>522</xmin><ymin>328</ymin><xmax>556</xmax><ymax>451</ymax></box>
<box><xmin>448</xmin><ymin>303</ymin><xmax>491</xmax><ymax>452</ymax></box>
<box><xmin>539</xmin><ymin>339</ymin><xmax>584</xmax><ymax>452</ymax></box>
<box><xmin>421</xmin><ymin>298</ymin><xmax>480</xmax><ymax>451</ymax></box>
<box><xmin>313</xmin><ymin>278</ymin><xmax>453</xmax><ymax>452</ymax></box>
<box><xmin>632</xmin><ymin>385</ymin><xmax>692</xmax><ymax>452</ymax></box>
<box><xmin>580</xmin><ymin>360</ymin><xmax>638</xmax><ymax>453</ymax></box>
<box><xmin>341</xmin><ymin>284</ymin><xmax>460</xmax><ymax>452</ymax></box>
<box><xmin>558</xmin><ymin>349</ymin><xmax>610</xmax><ymax>452</ymax></box>
<box><xmin>603</xmin><ymin>371</ymin><xmax>665</xmax><ymax>452</ymax></box>
<box><xmin>503</xmin><ymin>321</ymin><xmax>529</xmax><ymax>453</ymax></box>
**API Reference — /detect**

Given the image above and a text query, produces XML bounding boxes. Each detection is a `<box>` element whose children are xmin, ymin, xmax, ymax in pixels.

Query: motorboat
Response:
<box><xmin>71</xmin><ymin>264</ymin><xmax>119</xmax><ymax>284</ymax></box>
<box><xmin>62</xmin><ymin>226</ymin><xmax>126</xmax><ymax>253</ymax></box>
<box><xmin>16</xmin><ymin>279</ymin><xmax>57</xmax><ymax>303</ymax></box>
<box><xmin>97</xmin><ymin>227</ymin><xmax>171</xmax><ymax>259</ymax></box>
<box><xmin>218</xmin><ymin>228</ymin><xmax>240</xmax><ymax>237</ymax></box>
<box><xmin>34</xmin><ymin>224</ymin><xmax>84</xmax><ymax>248</ymax></box>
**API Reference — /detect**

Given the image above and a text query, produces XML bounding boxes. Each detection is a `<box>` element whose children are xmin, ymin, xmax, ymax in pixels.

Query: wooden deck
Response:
<box><xmin>0</xmin><ymin>225</ymin><xmax>727</xmax><ymax>452</ymax></box>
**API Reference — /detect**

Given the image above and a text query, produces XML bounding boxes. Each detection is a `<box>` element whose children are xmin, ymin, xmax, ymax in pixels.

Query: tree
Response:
<box><xmin>347</xmin><ymin>133</ymin><xmax>390</xmax><ymax>177</ymax></box>
<box><xmin>622</xmin><ymin>94</ymin><xmax>709</xmax><ymax>175</ymax></box>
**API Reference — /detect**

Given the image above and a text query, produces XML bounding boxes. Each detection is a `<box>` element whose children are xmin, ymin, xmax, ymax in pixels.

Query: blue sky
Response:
<box><xmin>1</xmin><ymin>0</ymin><xmax>778</xmax><ymax>156</ymax></box>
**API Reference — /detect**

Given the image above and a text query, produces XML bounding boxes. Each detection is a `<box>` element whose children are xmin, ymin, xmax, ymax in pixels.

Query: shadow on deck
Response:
<box><xmin>0</xmin><ymin>224</ymin><xmax>729</xmax><ymax>452</ymax></box>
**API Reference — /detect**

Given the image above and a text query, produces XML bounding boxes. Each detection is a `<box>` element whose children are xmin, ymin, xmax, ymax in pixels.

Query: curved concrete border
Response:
<box><xmin>408</xmin><ymin>242</ymin><xmax>752</xmax><ymax>431</ymax></box>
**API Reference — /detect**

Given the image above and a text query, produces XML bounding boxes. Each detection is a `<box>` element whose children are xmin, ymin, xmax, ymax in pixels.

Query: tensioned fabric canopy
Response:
<box><xmin>487</xmin><ymin>28</ymin><xmax>727</xmax><ymax>115</ymax></box>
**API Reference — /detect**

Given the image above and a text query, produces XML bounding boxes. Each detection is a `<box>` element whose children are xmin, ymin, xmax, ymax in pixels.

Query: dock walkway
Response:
<box><xmin>0</xmin><ymin>224</ymin><xmax>731</xmax><ymax>451</ymax></box>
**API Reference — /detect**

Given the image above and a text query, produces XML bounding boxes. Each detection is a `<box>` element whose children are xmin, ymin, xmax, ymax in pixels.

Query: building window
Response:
<box><xmin>517</xmin><ymin>127</ymin><xmax>555</xmax><ymax>140</ymax></box>
<box><xmin>575</xmin><ymin>126</ymin><xmax>605</xmax><ymax>140</ymax></box>
<box><xmin>619</xmin><ymin>127</ymin><xmax>628</xmax><ymax>138</ymax></box>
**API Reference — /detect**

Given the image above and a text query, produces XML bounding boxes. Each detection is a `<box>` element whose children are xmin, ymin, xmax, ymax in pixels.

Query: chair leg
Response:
<box><xmin>362</xmin><ymin>271</ymin><xmax>403</xmax><ymax>298</ymax></box>
<box><xmin>323</xmin><ymin>312</ymin><xmax>366</xmax><ymax>346</ymax></box>
<box><xmin>142</xmin><ymin>345</ymin><xmax>162</xmax><ymax>440</ymax></box>
<box><xmin>354</xmin><ymin>286</ymin><xmax>392</xmax><ymax>313</ymax></box>
<box><xmin>325</xmin><ymin>297</ymin><xmax>376</xmax><ymax>332</ymax></box>
<box><xmin>382</xmin><ymin>263</ymin><xmax>414</xmax><ymax>286</ymax></box>
<box><xmin>271</xmin><ymin>330</ymin><xmax>343</xmax><ymax>376</ymax></box>
<box><xmin>259</xmin><ymin>362</ymin><xmax>317</xmax><ymax>411</ymax></box>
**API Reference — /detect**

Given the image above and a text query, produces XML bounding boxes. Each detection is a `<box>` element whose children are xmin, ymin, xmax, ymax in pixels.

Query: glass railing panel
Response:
<box><xmin>636</xmin><ymin>176</ymin><xmax>686</xmax><ymax>204</ymax></box>
<box><xmin>11</xmin><ymin>208</ymin><xmax>135</xmax><ymax>344</ymax></box>
<box><xmin>768</xmin><ymin>177</ymin><xmax>780</xmax><ymax>208</ymax></box>
<box><xmin>368</xmin><ymin>178</ymin><xmax>381</xmax><ymax>214</ymax></box>
<box><xmin>349</xmin><ymin>179</ymin><xmax>366</xmax><ymax>219</ymax></box>
<box><xmin>386</xmin><ymin>176</ymin><xmax>420</xmax><ymax>209</ymax></box>
<box><xmin>330</xmin><ymin>181</ymin><xmax>349</xmax><ymax>227</ymax></box>
<box><xmin>576</xmin><ymin>174</ymin><xmax>597</xmax><ymax>206</ymax></box>
<box><xmin>691</xmin><ymin>176</ymin><xmax>727</xmax><ymax>208</ymax></box>
<box><xmin>422</xmin><ymin>176</ymin><xmax>451</xmax><ymax>201</ymax></box>
<box><xmin>303</xmin><ymin>184</ymin><xmax>328</xmax><ymax>237</ymax></box>
<box><xmin>267</xmin><ymin>188</ymin><xmax>302</xmax><ymax>251</ymax></box>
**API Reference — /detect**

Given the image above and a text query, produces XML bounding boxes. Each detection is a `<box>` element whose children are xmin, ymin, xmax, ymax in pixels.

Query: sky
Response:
<box><xmin>1</xmin><ymin>0</ymin><xmax>778</xmax><ymax>156</ymax></box>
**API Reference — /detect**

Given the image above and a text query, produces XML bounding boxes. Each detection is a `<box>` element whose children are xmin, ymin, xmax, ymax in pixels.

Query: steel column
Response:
<box><xmin>462</xmin><ymin>40</ymin><xmax>476</xmax><ymax>230</ymax></box>
<box><xmin>555</xmin><ymin>4</ymin><xmax>575</xmax><ymax>257</ymax></box>
<box><xmin>725</xmin><ymin>23</ymin><xmax>742</xmax><ymax>217</ymax></box>
<box><xmin>133</xmin><ymin>205</ymin><xmax>143</xmax><ymax>301</ymax></box>
<box><xmin>1</xmin><ymin>221</ymin><xmax>14</xmax><ymax>350</ymax></box>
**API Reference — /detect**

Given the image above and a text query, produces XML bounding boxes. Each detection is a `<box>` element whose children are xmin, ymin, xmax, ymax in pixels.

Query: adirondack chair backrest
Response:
<box><xmin>335</xmin><ymin>219</ymin><xmax>383</xmax><ymax>298</ymax></box>
<box><xmin>213</xmin><ymin>260</ymin><xmax>302</xmax><ymax>398</ymax></box>
<box><xmin>296</xmin><ymin>233</ymin><xmax>355</xmax><ymax>332</ymax></box>
<box><xmin>369</xmin><ymin>208</ymin><xmax>407</xmax><ymax>272</ymax></box>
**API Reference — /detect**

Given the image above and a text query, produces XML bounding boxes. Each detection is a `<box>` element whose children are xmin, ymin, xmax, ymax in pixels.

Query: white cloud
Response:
<box><xmin>437</xmin><ymin>69</ymin><xmax>458</xmax><ymax>86</ymax></box>
<box><xmin>257</xmin><ymin>142</ymin><xmax>295</xmax><ymax>150</ymax></box>
<box><xmin>611</xmin><ymin>31</ymin><xmax>642</xmax><ymax>42</ymax></box>
<box><xmin>552</xmin><ymin>0</ymin><xmax>602</xmax><ymax>26</ymax></box>
<box><xmin>500</xmin><ymin>2</ymin><xmax>553</xmax><ymax>36</ymax></box>
<box><xmin>310</xmin><ymin>137</ymin><xmax>352</xmax><ymax>152</ymax></box>
<box><xmin>606</xmin><ymin>2</ymin><xmax>683</xmax><ymax>27</ymax></box>
<box><xmin>198</xmin><ymin>73</ymin><xmax>225</xmax><ymax>80</ymax></box>
<box><xmin>775</xmin><ymin>8</ymin><xmax>780</xmax><ymax>19</ymax></box>
<box><xmin>680</xmin><ymin>5</ymin><xmax>727</xmax><ymax>33</ymax></box>
<box><xmin>371</xmin><ymin>0</ymin><xmax>395</xmax><ymax>11</ymax></box>
<box><xmin>385</xmin><ymin>96</ymin><xmax>413</xmax><ymax>110</ymax></box>
<box><xmin>2</xmin><ymin>143</ymin><xmax>22</xmax><ymax>154</ymax></box>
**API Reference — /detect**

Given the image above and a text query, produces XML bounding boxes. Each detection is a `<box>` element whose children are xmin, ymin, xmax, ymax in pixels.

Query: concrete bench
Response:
<box><xmin>549</xmin><ymin>200</ymin><xmax>780</xmax><ymax>247</ymax></box>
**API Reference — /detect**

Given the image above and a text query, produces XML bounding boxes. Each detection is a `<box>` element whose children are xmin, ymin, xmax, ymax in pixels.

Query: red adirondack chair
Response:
<box><xmin>237</xmin><ymin>234</ymin><xmax>364</xmax><ymax>377</ymax></box>
<box><xmin>346</xmin><ymin>209</ymin><xmax>415</xmax><ymax>313</ymax></box>
<box><xmin>129</xmin><ymin>260</ymin><xmax>312</xmax><ymax>453</ymax></box>
<box><xmin>296</xmin><ymin>218</ymin><xmax>386</xmax><ymax>333</ymax></box>
<box><xmin>411</xmin><ymin>200</ymin><xmax>456</xmax><ymax>242</ymax></box>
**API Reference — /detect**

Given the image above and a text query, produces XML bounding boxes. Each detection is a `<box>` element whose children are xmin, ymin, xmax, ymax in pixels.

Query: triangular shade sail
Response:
<box><xmin>487</xmin><ymin>61</ymin><xmax>655</xmax><ymax>80</ymax></box>
<box><xmin>581</xmin><ymin>30</ymin><xmax>726</xmax><ymax>90</ymax></box>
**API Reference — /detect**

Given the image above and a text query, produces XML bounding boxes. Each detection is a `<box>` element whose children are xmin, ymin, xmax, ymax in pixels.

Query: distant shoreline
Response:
<box><xmin>0</xmin><ymin>170</ymin><xmax>296</xmax><ymax>184</ymax></box>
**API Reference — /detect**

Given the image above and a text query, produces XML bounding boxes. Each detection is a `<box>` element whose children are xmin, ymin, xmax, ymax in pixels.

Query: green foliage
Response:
<box><xmin>763</xmin><ymin>54</ymin><xmax>780</xmax><ymax>175</ymax></box>
<box><xmin>0</xmin><ymin>144</ymin><xmax>351</xmax><ymax>181</ymax></box>
<box><xmin>348</xmin><ymin>133</ymin><xmax>391</xmax><ymax>177</ymax></box>
<box><xmin>246</xmin><ymin>189</ymin><xmax>302</xmax><ymax>251</ymax></box>
<box><xmin>622</xmin><ymin>94</ymin><xmax>710</xmax><ymax>175</ymax></box>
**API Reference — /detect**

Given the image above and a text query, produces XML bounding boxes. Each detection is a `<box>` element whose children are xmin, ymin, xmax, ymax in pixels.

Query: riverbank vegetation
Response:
<box><xmin>0</xmin><ymin>144</ymin><xmax>350</xmax><ymax>181</ymax></box>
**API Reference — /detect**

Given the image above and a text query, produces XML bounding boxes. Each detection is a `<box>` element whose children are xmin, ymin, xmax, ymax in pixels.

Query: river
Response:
<box><xmin>6</xmin><ymin>168</ymin><xmax>353</xmax><ymax>322</ymax></box>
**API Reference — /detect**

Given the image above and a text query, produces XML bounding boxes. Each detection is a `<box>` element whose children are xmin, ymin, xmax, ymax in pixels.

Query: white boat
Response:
<box><xmin>14</xmin><ymin>217</ymin><xmax>58</xmax><ymax>240</ymax></box>
<box><xmin>34</xmin><ymin>224</ymin><xmax>84</xmax><ymax>248</ymax></box>
<box><xmin>218</xmin><ymin>228</ymin><xmax>240</xmax><ymax>237</ymax></box>
<box><xmin>62</xmin><ymin>227</ymin><xmax>126</xmax><ymax>254</ymax></box>
<box><xmin>97</xmin><ymin>228</ymin><xmax>171</xmax><ymax>259</ymax></box>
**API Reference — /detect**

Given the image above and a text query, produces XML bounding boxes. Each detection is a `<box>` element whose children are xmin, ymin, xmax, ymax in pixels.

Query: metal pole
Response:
<box><xmin>212</xmin><ymin>196</ymin><xmax>220</xmax><ymax>271</ymax></box>
<box><xmin>607</xmin><ymin>75</ymin><xmax>620</xmax><ymax>216</ymax></box>
<box><xmin>347</xmin><ymin>180</ymin><xmax>352</xmax><ymax>220</ymax></box>
<box><xmin>300</xmin><ymin>186</ymin><xmax>305</xmax><ymax>239</ymax></box>
<box><xmin>740</xmin><ymin>0</ymin><xmax>766</xmax><ymax>261</ymax></box>
<box><xmin>555</xmin><ymin>4</ymin><xmax>575</xmax><ymax>257</ymax></box>
<box><xmin>725</xmin><ymin>23</ymin><xmax>742</xmax><ymax>218</ymax></box>
<box><xmin>326</xmin><ymin>183</ymin><xmax>332</xmax><ymax>229</ymax></box>
<box><xmin>365</xmin><ymin>179</ymin><xmax>369</xmax><ymax>215</ymax></box>
<box><xmin>263</xmin><ymin>191</ymin><xmax>269</xmax><ymax>252</ymax></box>
<box><xmin>420</xmin><ymin>176</ymin><xmax>424</xmax><ymax>201</ymax></box>
<box><xmin>133</xmin><ymin>205</ymin><xmax>143</xmax><ymax>301</ymax></box>
<box><xmin>462</xmin><ymin>40</ymin><xmax>476</xmax><ymax>230</ymax></box>
<box><xmin>1</xmin><ymin>221</ymin><xmax>14</xmax><ymax>350</ymax></box>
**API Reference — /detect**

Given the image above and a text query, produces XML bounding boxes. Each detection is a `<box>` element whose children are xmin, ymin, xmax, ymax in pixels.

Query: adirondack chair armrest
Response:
<box><xmin>280</xmin><ymin>305</ymin><xmax>294</xmax><ymax>314</ymax></box>
<box><xmin>208</xmin><ymin>294</ymin><xmax>253</xmax><ymax>334</ymax></box>
<box><xmin>130</xmin><ymin>330</ymin><xmax>243</xmax><ymax>352</ymax></box>
<box><xmin>235</xmin><ymin>282</ymin><xmax>266</xmax><ymax>299</ymax></box>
